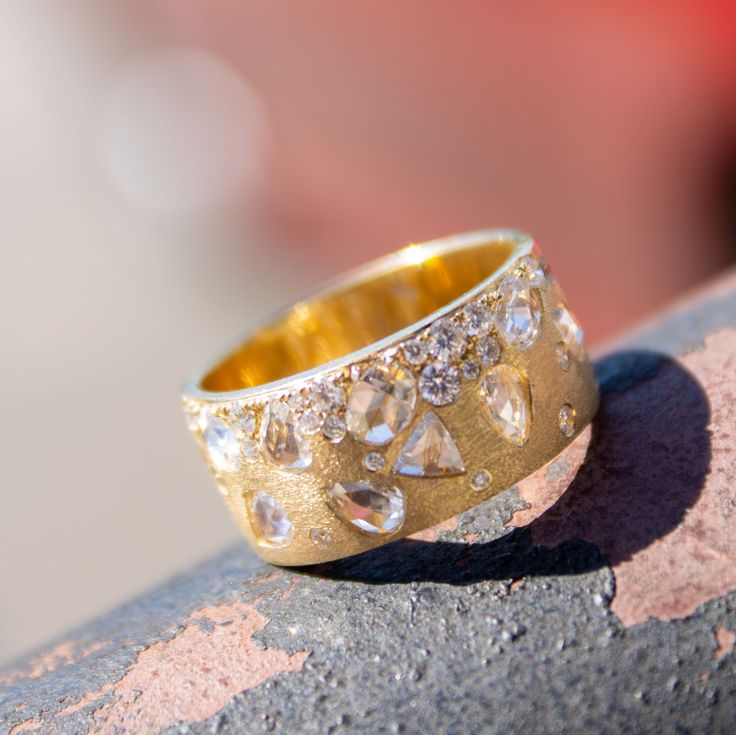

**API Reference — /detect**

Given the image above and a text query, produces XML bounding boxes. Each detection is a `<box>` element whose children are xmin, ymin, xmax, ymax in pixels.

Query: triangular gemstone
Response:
<box><xmin>392</xmin><ymin>411</ymin><xmax>465</xmax><ymax>477</ymax></box>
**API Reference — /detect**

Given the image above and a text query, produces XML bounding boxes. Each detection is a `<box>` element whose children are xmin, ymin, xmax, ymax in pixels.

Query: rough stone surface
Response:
<box><xmin>2</xmin><ymin>270</ymin><xmax>736</xmax><ymax>735</ymax></box>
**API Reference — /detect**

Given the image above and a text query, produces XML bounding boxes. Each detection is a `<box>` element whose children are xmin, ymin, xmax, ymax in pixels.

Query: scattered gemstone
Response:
<box><xmin>309</xmin><ymin>379</ymin><xmax>345</xmax><ymax>414</ymax></box>
<box><xmin>309</xmin><ymin>528</ymin><xmax>332</xmax><ymax>549</ymax></box>
<box><xmin>553</xmin><ymin>305</ymin><xmax>585</xmax><ymax>361</ymax></box>
<box><xmin>559</xmin><ymin>403</ymin><xmax>576</xmax><ymax>437</ymax></box>
<box><xmin>237</xmin><ymin>409</ymin><xmax>256</xmax><ymax>435</ymax></box>
<box><xmin>182</xmin><ymin>402</ymin><xmax>200</xmax><ymax>432</ymax></box>
<box><xmin>286</xmin><ymin>392</ymin><xmax>309</xmax><ymax>413</ymax></box>
<box><xmin>240</xmin><ymin>436</ymin><xmax>259</xmax><ymax>461</ymax></box>
<box><xmin>518</xmin><ymin>256</ymin><xmax>546</xmax><ymax>288</ymax></box>
<box><xmin>346</xmin><ymin>364</ymin><xmax>417</xmax><ymax>445</ymax></box>
<box><xmin>392</xmin><ymin>411</ymin><xmax>465</xmax><ymax>477</ymax></box>
<box><xmin>470</xmin><ymin>469</ymin><xmax>491</xmax><ymax>491</ymax></box>
<box><xmin>475</xmin><ymin>335</ymin><xmax>501</xmax><ymax>366</ymax></box>
<box><xmin>298</xmin><ymin>410</ymin><xmax>321</xmax><ymax>436</ymax></box>
<box><xmin>493</xmin><ymin>276</ymin><xmax>541</xmax><ymax>350</ymax></box>
<box><xmin>363</xmin><ymin>451</ymin><xmax>386</xmax><ymax>472</ymax></box>
<box><xmin>202</xmin><ymin>414</ymin><xmax>243</xmax><ymax>472</ymax></box>
<box><xmin>462</xmin><ymin>301</ymin><xmax>493</xmax><ymax>336</ymax></box>
<box><xmin>261</xmin><ymin>401</ymin><xmax>312</xmax><ymax>470</ymax></box>
<box><xmin>402</xmin><ymin>337</ymin><xmax>428</xmax><ymax>367</ymax></box>
<box><xmin>461</xmin><ymin>358</ymin><xmax>481</xmax><ymax>381</ymax></box>
<box><xmin>481</xmin><ymin>364</ymin><xmax>531</xmax><ymax>446</ymax></box>
<box><xmin>323</xmin><ymin>414</ymin><xmax>347</xmax><ymax>443</ymax></box>
<box><xmin>419</xmin><ymin>363</ymin><xmax>461</xmax><ymax>406</ymax></box>
<box><xmin>251</xmin><ymin>493</ymin><xmax>293</xmax><ymax>546</ymax></box>
<box><xmin>555</xmin><ymin>341</ymin><xmax>571</xmax><ymax>371</ymax></box>
<box><xmin>328</xmin><ymin>479</ymin><xmax>405</xmax><ymax>535</ymax></box>
<box><xmin>427</xmin><ymin>318</ymin><xmax>467</xmax><ymax>362</ymax></box>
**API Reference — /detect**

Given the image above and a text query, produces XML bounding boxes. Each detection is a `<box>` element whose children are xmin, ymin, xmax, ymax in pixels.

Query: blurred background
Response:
<box><xmin>1</xmin><ymin>1</ymin><xmax>735</xmax><ymax>665</ymax></box>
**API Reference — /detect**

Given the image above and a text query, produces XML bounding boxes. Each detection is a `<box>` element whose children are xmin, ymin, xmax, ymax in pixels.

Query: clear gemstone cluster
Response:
<box><xmin>185</xmin><ymin>255</ymin><xmax>588</xmax><ymax>550</ymax></box>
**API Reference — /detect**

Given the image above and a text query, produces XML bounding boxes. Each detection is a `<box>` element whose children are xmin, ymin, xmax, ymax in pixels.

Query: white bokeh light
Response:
<box><xmin>99</xmin><ymin>46</ymin><xmax>267</xmax><ymax>217</ymax></box>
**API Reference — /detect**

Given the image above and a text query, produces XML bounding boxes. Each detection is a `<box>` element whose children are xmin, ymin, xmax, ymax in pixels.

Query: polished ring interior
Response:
<box><xmin>183</xmin><ymin>229</ymin><xmax>599</xmax><ymax>566</ymax></box>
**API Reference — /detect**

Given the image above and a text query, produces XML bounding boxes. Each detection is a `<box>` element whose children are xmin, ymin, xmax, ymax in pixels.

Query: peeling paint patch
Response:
<box><xmin>714</xmin><ymin>627</ymin><xmax>735</xmax><ymax>661</ymax></box>
<box><xmin>511</xmin><ymin>331</ymin><xmax>736</xmax><ymax>627</ymax></box>
<box><xmin>408</xmin><ymin>516</ymin><xmax>458</xmax><ymax>542</ymax></box>
<box><xmin>9</xmin><ymin>717</ymin><xmax>43</xmax><ymax>734</ymax></box>
<box><xmin>84</xmin><ymin>598</ymin><xmax>308</xmax><ymax>734</ymax></box>
<box><xmin>0</xmin><ymin>641</ymin><xmax>75</xmax><ymax>687</ymax></box>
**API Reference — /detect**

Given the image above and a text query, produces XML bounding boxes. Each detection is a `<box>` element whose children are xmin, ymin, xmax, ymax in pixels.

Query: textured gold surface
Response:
<box><xmin>183</xmin><ymin>229</ymin><xmax>599</xmax><ymax>566</ymax></box>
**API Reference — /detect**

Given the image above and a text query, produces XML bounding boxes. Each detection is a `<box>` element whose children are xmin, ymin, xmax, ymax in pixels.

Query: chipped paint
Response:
<box><xmin>513</xmin><ymin>330</ymin><xmax>736</xmax><ymax>626</ymax></box>
<box><xmin>714</xmin><ymin>627</ymin><xmax>735</xmax><ymax>661</ymax></box>
<box><xmin>408</xmin><ymin>516</ymin><xmax>458</xmax><ymax>542</ymax></box>
<box><xmin>90</xmin><ymin>599</ymin><xmax>307</xmax><ymax>734</ymax></box>
<box><xmin>0</xmin><ymin>641</ymin><xmax>75</xmax><ymax>687</ymax></box>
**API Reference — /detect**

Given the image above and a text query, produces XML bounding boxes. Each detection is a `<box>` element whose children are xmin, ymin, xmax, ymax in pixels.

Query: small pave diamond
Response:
<box><xmin>240</xmin><ymin>436</ymin><xmax>259</xmax><ymax>461</ymax></box>
<box><xmin>462</xmin><ymin>358</ymin><xmax>481</xmax><ymax>381</ymax></box>
<box><xmin>559</xmin><ymin>403</ymin><xmax>576</xmax><ymax>437</ymax></box>
<box><xmin>392</xmin><ymin>411</ymin><xmax>465</xmax><ymax>477</ymax></box>
<box><xmin>481</xmin><ymin>364</ymin><xmax>531</xmax><ymax>446</ymax></box>
<box><xmin>261</xmin><ymin>401</ymin><xmax>312</xmax><ymax>470</ymax></box>
<box><xmin>297</xmin><ymin>411</ymin><xmax>321</xmax><ymax>436</ymax></box>
<box><xmin>462</xmin><ymin>302</ymin><xmax>492</xmax><ymax>336</ymax></box>
<box><xmin>309</xmin><ymin>379</ymin><xmax>345</xmax><ymax>415</ymax></box>
<box><xmin>475</xmin><ymin>335</ymin><xmax>501</xmax><ymax>366</ymax></box>
<box><xmin>402</xmin><ymin>338</ymin><xmax>428</xmax><ymax>367</ymax></box>
<box><xmin>309</xmin><ymin>528</ymin><xmax>332</xmax><ymax>548</ymax></box>
<box><xmin>202</xmin><ymin>414</ymin><xmax>242</xmax><ymax>472</ymax></box>
<box><xmin>238</xmin><ymin>410</ymin><xmax>256</xmax><ymax>435</ymax></box>
<box><xmin>183</xmin><ymin>401</ymin><xmax>200</xmax><ymax>432</ymax></box>
<box><xmin>494</xmin><ymin>276</ymin><xmax>541</xmax><ymax>350</ymax></box>
<box><xmin>518</xmin><ymin>256</ymin><xmax>546</xmax><ymax>288</ymax></box>
<box><xmin>553</xmin><ymin>305</ymin><xmax>585</xmax><ymax>361</ymax></box>
<box><xmin>251</xmin><ymin>493</ymin><xmax>293</xmax><ymax>546</ymax></box>
<box><xmin>323</xmin><ymin>414</ymin><xmax>347</xmax><ymax>443</ymax></box>
<box><xmin>470</xmin><ymin>469</ymin><xmax>491</xmax><ymax>491</ymax></box>
<box><xmin>328</xmin><ymin>479</ymin><xmax>405</xmax><ymax>535</ymax></box>
<box><xmin>419</xmin><ymin>363</ymin><xmax>461</xmax><ymax>406</ymax></box>
<box><xmin>427</xmin><ymin>318</ymin><xmax>466</xmax><ymax>362</ymax></box>
<box><xmin>346</xmin><ymin>364</ymin><xmax>417</xmax><ymax>445</ymax></box>
<box><xmin>555</xmin><ymin>341</ymin><xmax>571</xmax><ymax>371</ymax></box>
<box><xmin>363</xmin><ymin>451</ymin><xmax>385</xmax><ymax>472</ymax></box>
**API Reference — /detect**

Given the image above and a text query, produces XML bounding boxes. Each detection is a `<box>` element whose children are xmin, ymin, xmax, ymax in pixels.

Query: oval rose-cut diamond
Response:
<box><xmin>493</xmin><ymin>276</ymin><xmax>541</xmax><ymax>350</ymax></box>
<box><xmin>251</xmin><ymin>492</ymin><xmax>293</xmax><ymax>546</ymax></box>
<box><xmin>553</xmin><ymin>304</ymin><xmax>585</xmax><ymax>361</ymax></box>
<box><xmin>261</xmin><ymin>401</ymin><xmax>312</xmax><ymax>470</ymax></box>
<box><xmin>203</xmin><ymin>414</ymin><xmax>242</xmax><ymax>472</ymax></box>
<box><xmin>346</xmin><ymin>364</ymin><xmax>417</xmax><ymax>445</ymax></box>
<box><xmin>481</xmin><ymin>364</ymin><xmax>531</xmax><ymax>446</ymax></box>
<box><xmin>328</xmin><ymin>479</ymin><xmax>405</xmax><ymax>535</ymax></box>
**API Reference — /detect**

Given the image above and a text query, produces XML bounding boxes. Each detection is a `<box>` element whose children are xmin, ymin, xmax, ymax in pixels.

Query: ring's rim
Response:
<box><xmin>183</xmin><ymin>228</ymin><xmax>533</xmax><ymax>403</ymax></box>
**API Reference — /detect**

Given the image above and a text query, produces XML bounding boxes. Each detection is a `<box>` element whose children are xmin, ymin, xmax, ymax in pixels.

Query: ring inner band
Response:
<box><xmin>202</xmin><ymin>238</ymin><xmax>516</xmax><ymax>392</ymax></box>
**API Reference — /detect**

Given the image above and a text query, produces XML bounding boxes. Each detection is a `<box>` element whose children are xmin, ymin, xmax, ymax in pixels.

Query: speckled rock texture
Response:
<box><xmin>2</xmin><ymin>270</ymin><xmax>736</xmax><ymax>735</ymax></box>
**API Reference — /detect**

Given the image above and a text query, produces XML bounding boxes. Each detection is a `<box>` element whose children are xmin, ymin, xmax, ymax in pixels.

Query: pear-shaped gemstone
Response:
<box><xmin>553</xmin><ymin>304</ymin><xmax>585</xmax><ymax>361</ymax></box>
<box><xmin>346</xmin><ymin>364</ymin><xmax>417</xmax><ymax>446</ymax></box>
<box><xmin>493</xmin><ymin>276</ymin><xmax>541</xmax><ymax>350</ymax></box>
<box><xmin>261</xmin><ymin>401</ymin><xmax>312</xmax><ymax>470</ymax></box>
<box><xmin>328</xmin><ymin>479</ymin><xmax>405</xmax><ymax>535</ymax></box>
<box><xmin>392</xmin><ymin>411</ymin><xmax>465</xmax><ymax>477</ymax></box>
<box><xmin>251</xmin><ymin>493</ymin><xmax>293</xmax><ymax>546</ymax></box>
<box><xmin>202</xmin><ymin>414</ymin><xmax>242</xmax><ymax>472</ymax></box>
<box><xmin>481</xmin><ymin>365</ymin><xmax>531</xmax><ymax>446</ymax></box>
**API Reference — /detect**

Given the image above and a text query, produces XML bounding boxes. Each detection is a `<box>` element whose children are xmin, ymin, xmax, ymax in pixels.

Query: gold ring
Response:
<box><xmin>182</xmin><ymin>229</ymin><xmax>598</xmax><ymax>566</ymax></box>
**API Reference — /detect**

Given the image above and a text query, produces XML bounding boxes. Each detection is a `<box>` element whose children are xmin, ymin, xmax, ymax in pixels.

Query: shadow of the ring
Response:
<box><xmin>301</xmin><ymin>350</ymin><xmax>711</xmax><ymax>585</ymax></box>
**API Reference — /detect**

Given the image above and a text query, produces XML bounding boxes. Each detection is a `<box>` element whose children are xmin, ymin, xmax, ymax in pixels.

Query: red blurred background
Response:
<box><xmin>147</xmin><ymin>0</ymin><xmax>736</xmax><ymax>339</ymax></box>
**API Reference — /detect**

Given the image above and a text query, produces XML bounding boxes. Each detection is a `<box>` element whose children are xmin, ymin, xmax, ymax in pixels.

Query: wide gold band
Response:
<box><xmin>182</xmin><ymin>229</ymin><xmax>598</xmax><ymax>566</ymax></box>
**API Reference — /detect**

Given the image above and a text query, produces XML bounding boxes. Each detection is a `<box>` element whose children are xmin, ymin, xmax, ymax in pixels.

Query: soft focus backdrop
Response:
<box><xmin>1</xmin><ymin>1</ymin><xmax>735</xmax><ymax>664</ymax></box>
